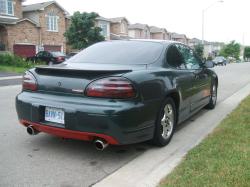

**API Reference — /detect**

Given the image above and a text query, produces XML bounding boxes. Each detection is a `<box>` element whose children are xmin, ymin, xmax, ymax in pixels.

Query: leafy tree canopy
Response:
<box><xmin>64</xmin><ymin>12</ymin><xmax>105</xmax><ymax>49</ymax></box>
<box><xmin>243</xmin><ymin>46</ymin><xmax>250</xmax><ymax>60</ymax></box>
<box><xmin>219</xmin><ymin>41</ymin><xmax>240</xmax><ymax>60</ymax></box>
<box><xmin>194</xmin><ymin>43</ymin><xmax>204</xmax><ymax>60</ymax></box>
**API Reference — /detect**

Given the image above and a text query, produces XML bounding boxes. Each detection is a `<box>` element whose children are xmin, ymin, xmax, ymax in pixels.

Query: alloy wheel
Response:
<box><xmin>161</xmin><ymin>104</ymin><xmax>174</xmax><ymax>139</ymax></box>
<box><xmin>212</xmin><ymin>84</ymin><xmax>217</xmax><ymax>105</ymax></box>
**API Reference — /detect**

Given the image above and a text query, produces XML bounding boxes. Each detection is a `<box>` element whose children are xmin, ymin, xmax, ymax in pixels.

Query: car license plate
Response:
<box><xmin>45</xmin><ymin>107</ymin><xmax>64</xmax><ymax>124</ymax></box>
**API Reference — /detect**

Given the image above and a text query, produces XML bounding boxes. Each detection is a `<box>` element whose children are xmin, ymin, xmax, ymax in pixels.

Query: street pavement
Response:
<box><xmin>0</xmin><ymin>62</ymin><xmax>250</xmax><ymax>187</ymax></box>
<box><xmin>0</xmin><ymin>72</ymin><xmax>21</xmax><ymax>77</ymax></box>
<box><xmin>0</xmin><ymin>72</ymin><xmax>22</xmax><ymax>86</ymax></box>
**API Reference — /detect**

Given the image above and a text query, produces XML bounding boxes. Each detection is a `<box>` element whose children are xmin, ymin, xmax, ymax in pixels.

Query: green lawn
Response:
<box><xmin>160</xmin><ymin>95</ymin><xmax>250</xmax><ymax>187</ymax></box>
<box><xmin>0</xmin><ymin>64</ymin><xmax>29</xmax><ymax>74</ymax></box>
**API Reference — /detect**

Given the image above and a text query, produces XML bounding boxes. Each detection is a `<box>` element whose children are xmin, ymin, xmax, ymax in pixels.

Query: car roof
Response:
<box><xmin>102</xmin><ymin>39</ymin><xmax>182</xmax><ymax>46</ymax></box>
<box><xmin>130</xmin><ymin>39</ymin><xmax>176</xmax><ymax>44</ymax></box>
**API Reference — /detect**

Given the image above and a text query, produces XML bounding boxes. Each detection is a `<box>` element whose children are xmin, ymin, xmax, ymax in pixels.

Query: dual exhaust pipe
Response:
<box><xmin>94</xmin><ymin>139</ymin><xmax>109</xmax><ymax>151</ymax></box>
<box><xmin>26</xmin><ymin>126</ymin><xmax>109</xmax><ymax>151</ymax></box>
<box><xmin>27</xmin><ymin>125</ymin><xmax>40</xmax><ymax>136</ymax></box>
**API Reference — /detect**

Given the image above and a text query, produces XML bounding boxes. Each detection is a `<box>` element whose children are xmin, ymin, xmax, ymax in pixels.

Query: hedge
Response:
<box><xmin>0</xmin><ymin>54</ymin><xmax>38</xmax><ymax>68</ymax></box>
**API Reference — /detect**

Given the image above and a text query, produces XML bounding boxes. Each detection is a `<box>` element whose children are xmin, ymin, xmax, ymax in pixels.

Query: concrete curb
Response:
<box><xmin>0</xmin><ymin>85</ymin><xmax>21</xmax><ymax>90</ymax></box>
<box><xmin>93</xmin><ymin>83</ymin><xmax>250</xmax><ymax>187</ymax></box>
<box><xmin>0</xmin><ymin>76</ymin><xmax>22</xmax><ymax>81</ymax></box>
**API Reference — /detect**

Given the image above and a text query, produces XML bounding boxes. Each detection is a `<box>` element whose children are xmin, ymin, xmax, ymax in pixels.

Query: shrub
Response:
<box><xmin>194</xmin><ymin>43</ymin><xmax>204</xmax><ymax>60</ymax></box>
<box><xmin>0</xmin><ymin>54</ymin><xmax>34</xmax><ymax>68</ymax></box>
<box><xmin>243</xmin><ymin>46</ymin><xmax>250</xmax><ymax>61</ymax></box>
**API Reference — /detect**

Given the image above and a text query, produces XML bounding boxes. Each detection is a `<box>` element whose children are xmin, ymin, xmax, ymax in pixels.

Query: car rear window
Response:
<box><xmin>67</xmin><ymin>41</ymin><xmax>164</xmax><ymax>65</ymax></box>
<box><xmin>214</xmin><ymin>57</ymin><xmax>224</xmax><ymax>61</ymax></box>
<box><xmin>51</xmin><ymin>52</ymin><xmax>65</xmax><ymax>57</ymax></box>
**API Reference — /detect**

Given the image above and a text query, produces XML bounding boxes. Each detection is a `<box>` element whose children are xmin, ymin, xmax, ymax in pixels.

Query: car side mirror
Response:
<box><xmin>204</xmin><ymin>61</ymin><xmax>214</xmax><ymax>68</ymax></box>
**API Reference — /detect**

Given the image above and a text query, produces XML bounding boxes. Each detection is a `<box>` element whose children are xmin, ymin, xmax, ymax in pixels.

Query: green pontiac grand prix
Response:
<box><xmin>16</xmin><ymin>40</ymin><xmax>218</xmax><ymax>150</ymax></box>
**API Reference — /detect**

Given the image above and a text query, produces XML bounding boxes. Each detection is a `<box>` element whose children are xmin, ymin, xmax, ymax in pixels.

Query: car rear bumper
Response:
<box><xmin>20</xmin><ymin>119</ymin><xmax>119</xmax><ymax>144</ymax></box>
<box><xmin>16</xmin><ymin>92</ymin><xmax>160</xmax><ymax>145</ymax></box>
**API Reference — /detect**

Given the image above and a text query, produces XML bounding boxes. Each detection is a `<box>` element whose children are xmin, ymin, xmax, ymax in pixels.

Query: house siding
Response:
<box><xmin>128</xmin><ymin>24</ymin><xmax>150</xmax><ymax>39</ymax></box>
<box><xmin>39</xmin><ymin>4</ymin><xmax>66</xmax><ymax>52</ymax></box>
<box><xmin>151</xmin><ymin>33</ymin><xmax>163</xmax><ymax>40</ymax></box>
<box><xmin>129</xmin><ymin>28</ymin><xmax>150</xmax><ymax>39</ymax></box>
<box><xmin>110</xmin><ymin>22</ymin><xmax>120</xmax><ymax>35</ymax></box>
<box><xmin>0</xmin><ymin>1</ymin><xmax>69</xmax><ymax>55</ymax></box>
<box><xmin>128</xmin><ymin>30</ymin><xmax>135</xmax><ymax>38</ymax></box>
<box><xmin>0</xmin><ymin>0</ymin><xmax>22</xmax><ymax>18</ymax></box>
<box><xmin>96</xmin><ymin>20</ymin><xmax>110</xmax><ymax>40</ymax></box>
<box><xmin>110</xmin><ymin>19</ymin><xmax>128</xmax><ymax>36</ymax></box>
<box><xmin>134</xmin><ymin>29</ymin><xmax>142</xmax><ymax>38</ymax></box>
<box><xmin>0</xmin><ymin>26</ymin><xmax>8</xmax><ymax>50</ymax></box>
<box><xmin>6</xmin><ymin>20</ymin><xmax>39</xmax><ymax>51</ymax></box>
<box><xmin>14</xmin><ymin>0</ymin><xmax>23</xmax><ymax>18</ymax></box>
<box><xmin>120</xmin><ymin>19</ymin><xmax>128</xmax><ymax>35</ymax></box>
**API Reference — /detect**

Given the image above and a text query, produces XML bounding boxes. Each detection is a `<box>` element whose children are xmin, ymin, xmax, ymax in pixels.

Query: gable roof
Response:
<box><xmin>16</xmin><ymin>18</ymin><xmax>40</xmax><ymax>27</ymax></box>
<box><xmin>128</xmin><ymin>23</ymin><xmax>149</xmax><ymax>30</ymax></box>
<box><xmin>150</xmin><ymin>26</ymin><xmax>167</xmax><ymax>33</ymax></box>
<box><xmin>22</xmin><ymin>1</ymin><xmax>69</xmax><ymax>15</ymax></box>
<box><xmin>171</xmin><ymin>32</ymin><xmax>187</xmax><ymax>39</ymax></box>
<box><xmin>109</xmin><ymin>17</ymin><xmax>129</xmax><ymax>24</ymax></box>
<box><xmin>189</xmin><ymin>38</ymin><xmax>202</xmax><ymax>43</ymax></box>
<box><xmin>96</xmin><ymin>16</ymin><xmax>111</xmax><ymax>22</ymax></box>
<box><xmin>0</xmin><ymin>16</ymin><xmax>39</xmax><ymax>26</ymax></box>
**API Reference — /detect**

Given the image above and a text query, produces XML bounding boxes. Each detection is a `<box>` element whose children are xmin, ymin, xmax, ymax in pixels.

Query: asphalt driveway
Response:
<box><xmin>0</xmin><ymin>62</ymin><xmax>250</xmax><ymax>187</ymax></box>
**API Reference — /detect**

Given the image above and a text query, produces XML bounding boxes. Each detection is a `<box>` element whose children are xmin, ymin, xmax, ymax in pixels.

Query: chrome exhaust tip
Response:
<box><xmin>94</xmin><ymin>139</ymin><xmax>109</xmax><ymax>151</ymax></box>
<box><xmin>27</xmin><ymin>125</ymin><xmax>39</xmax><ymax>136</ymax></box>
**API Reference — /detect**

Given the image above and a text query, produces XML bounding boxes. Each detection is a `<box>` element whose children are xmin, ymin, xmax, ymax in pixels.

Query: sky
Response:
<box><xmin>23</xmin><ymin>0</ymin><xmax>250</xmax><ymax>45</ymax></box>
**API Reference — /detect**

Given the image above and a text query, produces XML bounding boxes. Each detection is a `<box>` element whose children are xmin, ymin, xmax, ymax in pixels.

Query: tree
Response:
<box><xmin>243</xmin><ymin>46</ymin><xmax>250</xmax><ymax>61</ymax></box>
<box><xmin>219</xmin><ymin>41</ymin><xmax>240</xmax><ymax>60</ymax></box>
<box><xmin>64</xmin><ymin>12</ymin><xmax>105</xmax><ymax>49</ymax></box>
<box><xmin>193</xmin><ymin>43</ymin><xmax>204</xmax><ymax>60</ymax></box>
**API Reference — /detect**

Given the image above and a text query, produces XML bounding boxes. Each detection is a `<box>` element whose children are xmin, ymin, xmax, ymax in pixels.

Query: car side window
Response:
<box><xmin>43</xmin><ymin>51</ymin><xmax>50</xmax><ymax>57</ymax></box>
<box><xmin>166</xmin><ymin>45</ymin><xmax>186</xmax><ymax>69</ymax></box>
<box><xmin>177</xmin><ymin>45</ymin><xmax>202</xmax><ymax>70</ymax></box>
<box><xmin>36</xmin><ymin>52</ymin><xmax>43</xmax><ymax>57</ymax></box>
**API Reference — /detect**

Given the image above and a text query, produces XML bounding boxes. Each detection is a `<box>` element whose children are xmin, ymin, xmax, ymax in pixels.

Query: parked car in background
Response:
<box><xmin>65</xmin><ymin>52</ymin><xmax>78</xmax><ymax>60</ymax></box>
<box><xmin>27</xmin><ymin>51</ymin><xmax>66</xmax><ymax>65</ymax></box>
<box><xmin>213</xmin><ymin>56</ymin><xmax>228</xmax><ymax>66</ymax></box>
<box><xmin>16</xmin><ymin>40</ymin><xmax>218</xmax><ymax>150</ymax></box>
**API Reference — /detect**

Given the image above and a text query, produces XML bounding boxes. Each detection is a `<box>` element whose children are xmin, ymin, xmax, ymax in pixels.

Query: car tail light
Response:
<box><xmin>56</xmin><ymin>56</ymin><xmax>64</xmax><ymax>62</ymax></box>
<box><xmin>22</xmin><ymin>71</ymin><xmax>37</xmax><ymax>91</ymax></box>
<box><xmin>85</xmin><ymin>77</ymin><xmax>136</xmax><ymax>99</ymax></box>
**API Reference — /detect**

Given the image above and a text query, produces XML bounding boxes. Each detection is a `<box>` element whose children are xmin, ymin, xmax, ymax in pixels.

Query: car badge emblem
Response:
<box><xmin>58</xmin><ymin>82</ymin><xmax>62</xmax><ymax>87</ymax></box>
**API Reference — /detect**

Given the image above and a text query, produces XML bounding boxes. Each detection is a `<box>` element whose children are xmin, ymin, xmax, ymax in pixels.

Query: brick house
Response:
<box><xmin>128</xmin><ymin>23</ymin><xmax>150</xmax><ymax>39</ymax></box>
<box><xmin>95</xmin><ymin>16</ymin><xmax>129</xmax><ymax>40</ymax></box>
<box><xmin>170</xmin><ymin>32</ymin><xmax>188</xmax><ymax>44</ymax></box>
<box><xmin>150</xmin><ymin>26</ymin><xmax>170</xmax><ymax>40</ymax></box>
<box><xmin>96</xmin><ymin>16</ymin><xmax>111</xmax><ymax>41</ymax></box>
<box><xmin>0</xmin><ymin>0</ymin><xmax>69</xmax><ymax>57</ymax></box>
<box><xmin>109</xmin><ymin>17</ymin><xmax>129</xmax><ymax>40</ymax></box>
<box><xmin>188</xmin><ymin>38</ymin><xmax>202</xmax><ymax>47</ymax></box>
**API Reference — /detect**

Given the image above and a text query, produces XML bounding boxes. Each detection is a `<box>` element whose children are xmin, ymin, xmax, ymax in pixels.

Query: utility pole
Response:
<box><xmin>202</xmin><ymin>1</ymin><xmax>224</xmax><ymax>44</ymax></box>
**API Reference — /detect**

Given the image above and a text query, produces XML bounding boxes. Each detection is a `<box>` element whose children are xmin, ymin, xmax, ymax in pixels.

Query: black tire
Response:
<box><xmin>152</xmin><ymin>97</ymin><xmax>176</xmax><ymax>147</ymax></box>
<box><xmin>205</xmin><ymin>82</ymin><xmax>217</xmax><ymax>109</ymax></box>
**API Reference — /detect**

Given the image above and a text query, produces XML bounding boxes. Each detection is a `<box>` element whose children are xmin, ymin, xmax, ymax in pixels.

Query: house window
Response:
<box><xmin>46</xmin><ymin>13</ymin><xmax>58</xmax><ymax>32</ymax></box>
<box><xmin>145</xmin><ymin>30</ymin><xmax>149</xmax><ymax>38</ymax></box>
<box><xmin>99</xmin><ymin>23</ymin><xmax>108</xmax><ymax>37</ymax></box>
<box><xmin>121</xmin><ymin>22</ymin><xmax>125</xmax><ymax>33</ymax></box>
<box><xmin>0</xmin><ymin>0</ymin><xmax>13</xmax><ymax>15</ymax></box>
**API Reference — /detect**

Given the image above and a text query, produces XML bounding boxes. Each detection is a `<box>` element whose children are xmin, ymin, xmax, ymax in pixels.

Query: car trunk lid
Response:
<box><xmin>32</xmin><ymin>63</ymin><xmax>145</xmax><ymax>95</ymax></box>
